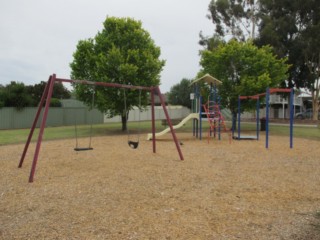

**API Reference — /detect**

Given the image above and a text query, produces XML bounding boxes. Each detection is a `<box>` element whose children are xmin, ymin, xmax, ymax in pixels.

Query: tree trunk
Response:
<box><xmin>312</xmin><ymin>87</ymin><xmax>320</xmax><ymax>121</ymax></box>
<box><xmin>231</xmin><ymin>111</ymin><xmax>237</xmax><ymax>131</ymax></box>
<box><xmin>121</xmin><ymin>114</ymin><xmax>127</xmax><ymax>131</ymax></box>
<box><xmin>312</xmin><ymin>94</ymin><xmax>319</xmax><ymax>121</ymax></box>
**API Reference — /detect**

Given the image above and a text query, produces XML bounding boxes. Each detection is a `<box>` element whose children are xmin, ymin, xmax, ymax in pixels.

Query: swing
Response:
<box><xmin>123</xmin><ymin>89</ymin><xmax>142</xmax><ymax>149</ymax></box>
<box><xmin>74</xmin><ymin>88</ymin><xmax>95</xmax><ymax>151</ymax></box>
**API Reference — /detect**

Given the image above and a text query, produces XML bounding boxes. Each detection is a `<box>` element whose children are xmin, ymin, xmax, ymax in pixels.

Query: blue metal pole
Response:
<box><xmin>266</xmin><ymin>88</ymin><xmax>270</xmax><ymax>149</ymax></box>
<box><xmin>218</xmin><ymin>95</ymin><xmax>221</xmax><ymax>140</ymax></box>
<box><xmin>199</xmin><ymin>96</ymin><xmax>202</xmax><ymax>140</ymax></box>
<box><xmin>256</xmin><ymin>97</ymin><xmax>260</xmax><ymax>140</ymax></box>
<box><xmin>238</xmin><ymin>96</ymin><xmax>241</xmax><ymax>139</ymax></box>
<box><xmin>289</xmin><ymin>88</ymin><xmax>294</xmax><ymax>148</ymax></box>
<box><xmin>210</xmin><ymin>83</ymin><xmax>214</xmax><ymax>138</ymax></box>
<box><xmin>213</xmin><ymin>83</ymin><xmax>217</xmax><ymax>103</ymax></box>
<box><xmin>196</xmin><ymin>84</ymin><xmax>200</xmax><ymax>138</ymax></box>
<box><xmin>192</xmin><ymin>85</ymin><xmax>196</xmax><ymax>137</ymax></box>
<box><xmin>209</xmin><ymin>82</ymin><xmax>213</xmax><ymax>103</ymax></box>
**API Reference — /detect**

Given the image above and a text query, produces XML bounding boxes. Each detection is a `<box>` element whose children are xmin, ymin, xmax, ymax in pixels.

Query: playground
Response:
<box><xmin>1</xmin><ymin>74</ymin><xmax>319</xmax><ymax>239</ymax></box>
<box><xmin>1</xmin><ymin>132</ymin><xmax>320</xmax><ymax>239</ymax></box>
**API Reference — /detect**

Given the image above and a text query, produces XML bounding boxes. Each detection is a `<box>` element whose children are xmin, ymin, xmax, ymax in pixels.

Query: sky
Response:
<box><xmin>0</xmin><ymin>0</ymin><xmax>214</xmax><ymax>93</ymax></box>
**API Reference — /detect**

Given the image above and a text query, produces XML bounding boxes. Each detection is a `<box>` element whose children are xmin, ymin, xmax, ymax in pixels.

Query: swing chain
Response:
<box><xmin>123</xmin><ymin>88</ymin><xmax>142</xmax><ymax>149</ymax></box>
<box><xmin>74</xmin><ymin>86</ymin><xmax>95</xmax><ymax>151</ymax></box>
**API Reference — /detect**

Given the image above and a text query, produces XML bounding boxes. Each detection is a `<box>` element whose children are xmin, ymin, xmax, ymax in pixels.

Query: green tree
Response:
<box><xmin>27</xmin><ymin>81</ymin><xmax>71</xmax><ymax>106</ymax></box>
<box><xmin>167</xmin><ymin>78</ymin><xmax>193</xmax><ymax>108</ymax></box>
<box><xmin>70</xmin><ymin>17</ymin><xmax>165</xmax><ymax>130</ymax></box>
<box><xmin>0</xmin><ymin>85</ymin><xmax>5</xmax><ymax>108</ymax></box>
<box><xmin>256</xmin><ymin>0</ymin><xmax>320</xmax><ymax>120</ymax></box>
<box><xmin>207</xmin><ymin>0</ymin><xmax>259</xmax><ymax>41</ymax></box>
<box><xmin>199</xmin><ymin>33</ymin><xmax>226</xmax><ymax>51</ymax></box>
<box><xmin>1</xmin><ymin>82</ymin><xmax>33</xmax><ymax>110</ymax></box>
<box><xmin>200</xmin><ymin>40</ymin><xmax>289</xmax><ymax>128</ymax></box>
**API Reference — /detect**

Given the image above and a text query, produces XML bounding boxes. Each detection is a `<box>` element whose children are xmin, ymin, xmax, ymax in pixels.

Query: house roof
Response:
<box><xmin>297</xmin><ymin>93</ymin><xmax>312</xmax><ymax>98</ymax></box>
<box><xmin>190</xmin><ymin>73</ymin><xmax>222</xmax><ymax>86</ymax></box>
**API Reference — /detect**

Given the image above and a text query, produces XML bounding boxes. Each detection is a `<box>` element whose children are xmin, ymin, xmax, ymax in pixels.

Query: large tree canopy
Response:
<box><xmin>0</xmin><ymin>82</ymin><xmax>33</xmax><ymax>110</ymax></box>
<box><xmin>70</xmin><ymin>17</ymin><xmax>165</xmax><ymax>130</ymax></box>
<box><xmin>256</xmin><ymin>0</ymin><xmax>320</xmax><ymax>119</ymax></box>
<box><xmin>200</xmin><ymin>40</ymin><xmax>289</xmax><ymax>123</ymax></box>
<box><xmin>205</xmin><ymin>0</ymin><xmax>320</xmax><ymax>120</ymax></box>
<box><xmin>27</xmin><ymin>81</ymin><xmax>71</xmax><ymax>105</ymax></box>
<box><xmin>0</xmin><ymin>81</ymin><xmax>71</xmax><ymax>109</ymax></box>
<box><xmin>208</xmin><ymin>0</ymin><xmax>259</xmax><ymax>41</ymax></box>
<box><xmin>167</xmin><ymin>78</ymin><xmax>193</xmax><ymax>108</ymax></box>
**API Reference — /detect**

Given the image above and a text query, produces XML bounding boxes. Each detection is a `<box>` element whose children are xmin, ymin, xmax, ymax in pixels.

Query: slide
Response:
<box><xmin>147</xmin><ymin>113</ymin><xmax>199</xmax><ymax>140</ymax></box>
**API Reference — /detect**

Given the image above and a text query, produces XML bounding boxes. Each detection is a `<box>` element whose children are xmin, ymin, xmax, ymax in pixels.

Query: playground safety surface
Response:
<box><xmin>1</xmin><ymin>133</ymin><xmax>320</xmax><ymax>239</ymax></box>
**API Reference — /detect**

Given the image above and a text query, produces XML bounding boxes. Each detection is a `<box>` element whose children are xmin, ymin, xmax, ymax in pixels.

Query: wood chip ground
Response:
<box><xmin>1</xmin><ymin>132</ymin><xmax>320</xmax><ymax>239</ymax></box>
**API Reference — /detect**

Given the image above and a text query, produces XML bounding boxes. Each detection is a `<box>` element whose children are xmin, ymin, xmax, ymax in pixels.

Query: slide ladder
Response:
<box><xmin>203</xmin><ymin>101</ymin><xmax>231</xmax><ymax>143</ymax></box>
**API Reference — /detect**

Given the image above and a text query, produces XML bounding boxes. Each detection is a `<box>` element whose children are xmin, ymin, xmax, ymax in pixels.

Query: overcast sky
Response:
<box><xmin>0</xmin><ymin>0</ymin><xmax>213</xmax><ymax>92</ymax></box>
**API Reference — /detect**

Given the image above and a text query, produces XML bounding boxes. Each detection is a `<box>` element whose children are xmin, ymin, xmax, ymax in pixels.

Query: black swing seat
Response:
<box><xmin>128</xmin><ymin>141</ymin><xmax>139</xmax><ymax>149</ymax></box>
<box><xmin>74</xmin><ymin>147</ymin><xmax>94</xmax><ymax>151</ymax></box>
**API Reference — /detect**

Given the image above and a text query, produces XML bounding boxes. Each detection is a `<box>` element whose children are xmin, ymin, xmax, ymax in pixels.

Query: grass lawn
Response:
<box><xmin>0</xmin><ymin>120</ymin><xmax>319</xmax><ymax>145</ymax></box>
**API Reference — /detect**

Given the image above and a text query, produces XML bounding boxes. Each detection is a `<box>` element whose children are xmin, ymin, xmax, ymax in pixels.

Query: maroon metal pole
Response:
<box><xmin>156</xmin><ymin>86</ymin><xmax>184</xmax><ymax>160</ymax></box>
<box><xmin>151</xmin><ymin>88</ymin><xmax>156</xmax><ymax>153</ymax></box>
<box><xmin>28</xmin><ymin>74</ymin><xmax>56</xmax><ymax>182</ymax></box>
<box><xmin>55</xmin><ymin>78</ymin><xmax>152</xmax><ymax>91</ymax></box>
<box><xmin>18</xmin><ymin>76</ymin><xmax>51</xmax><ymax>168</ymax></box>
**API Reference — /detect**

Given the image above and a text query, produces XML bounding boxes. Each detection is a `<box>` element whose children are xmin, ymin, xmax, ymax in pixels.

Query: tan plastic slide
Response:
<box><xmin>146</xmin><ymin>113</ymin><xmax>199</xmax><ymax>140</ymax></box>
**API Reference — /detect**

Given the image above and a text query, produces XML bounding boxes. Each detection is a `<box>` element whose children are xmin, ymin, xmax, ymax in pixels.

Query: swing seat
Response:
<box><xmin>128</xmin><ymin>141</ymin><xmax>139</xmax><ymax>149</ymax></box>
<box><xmin>74</xmin><ymin>147</ymin><xmax>94</xmax><ymax>151</ymax></box>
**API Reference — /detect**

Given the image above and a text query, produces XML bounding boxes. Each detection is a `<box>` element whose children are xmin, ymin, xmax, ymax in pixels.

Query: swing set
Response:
<box><xmin>234</xmin><ymin>87</ymin><xmax>294</xmax><ymax>149</ymax></box>
<box><xmin>73</xmin><ymin>87</ymin><xmax>141</xmax><ymax>151</ymax></box>
<box><xmin>18</xmin><ymin>74</ymin><xmax>184</xmax><ymax>183</ymax></box>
